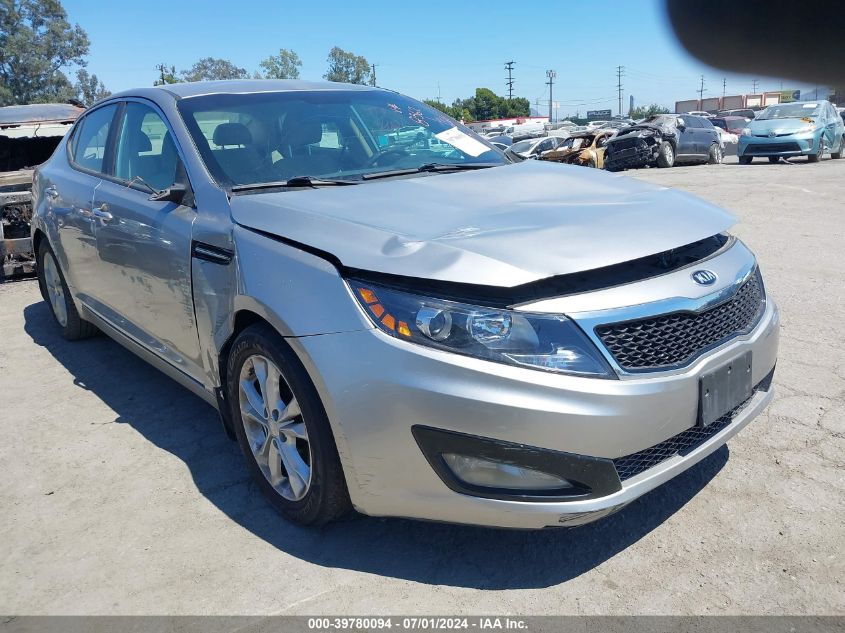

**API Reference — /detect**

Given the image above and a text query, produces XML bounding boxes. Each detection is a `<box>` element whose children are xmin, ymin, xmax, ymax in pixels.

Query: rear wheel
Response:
<box><xmin>768</xmin><ymin>156</ymin><xmax>780</xmax><ymax>164</ymax></box>
<box><xmin>226</xmin><ymin>324</ymin><xmax>351</xmax><ymax>526</ymax></box>
<box><xmin>708</xmin><ymin>143</ymin><xmax>723</xmax><ymax>164</ymax></box>
<box><xmin>36</xmin><ymin>243</ymin><xmax>98</xmax><ymax>340</ymax></box>
<box><xmin>656</xmin><ymin>141</ymin><xmax>675</xmax><ymax>168</ymax></box>
<box><xmin>738</xmin><ymin>155</ymin><xmax>753</xmax><ymax>165</ymax></box>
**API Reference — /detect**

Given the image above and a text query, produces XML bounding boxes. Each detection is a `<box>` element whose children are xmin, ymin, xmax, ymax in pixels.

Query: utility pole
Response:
<box><xmin>722</xmin><ymin>77</ymin><xmax>727</xmax><ymax>98</ymax></box>
<box><xmin>752</xmin><ymin>79</ymin><xmax>759</xmax><ymax>93</ymax></box>
<box><xmin>616</xmin><ymin>65</ymin><xmax>624</xmax><ymax>116</ymax></box>
<box><xmin>697</xmin><ymin>75</ymin><xmax>706</xmax><ymax>106</ymax></box>
<box><xmin>505</xmin><ymin>61</ymin><xmax>515</xmax><ymax>100</ymax></box>
<box><xmin>370</xmin><ymin>63</ymin><xmax>378</xmax><ymax>87</ymax></box>
<box><xmin>546</xmin><ymin>70</ymin><xmax>556</xmax><ymax>122</ymax></box>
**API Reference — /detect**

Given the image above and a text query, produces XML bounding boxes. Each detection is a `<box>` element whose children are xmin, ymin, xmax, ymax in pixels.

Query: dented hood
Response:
<box><xmin>229</xmin><ymin>160</ymin><xmax>735</xmax><ymax>287</ymax></box>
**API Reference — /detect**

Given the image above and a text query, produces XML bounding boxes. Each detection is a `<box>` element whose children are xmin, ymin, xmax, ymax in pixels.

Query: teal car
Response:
<box><xmin>737</xmin><ymin>100</ymin><xmax>844</xmax><ymax>164</ymax></box>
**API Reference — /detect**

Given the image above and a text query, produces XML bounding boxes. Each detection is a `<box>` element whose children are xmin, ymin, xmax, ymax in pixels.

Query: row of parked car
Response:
<box><xmin>478</xmin><ymin>100</ymin><xmax>845</xmax><ymax>171</ymax></box>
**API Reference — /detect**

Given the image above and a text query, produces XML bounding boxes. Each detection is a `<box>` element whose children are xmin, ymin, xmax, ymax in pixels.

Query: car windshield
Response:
<box><xmin>176</xmin><ymin>89</ymin><xmax>504</xmax><ymax>187</ymax></box>
<box><xmin>642</xmin><ymin>115</ymin><xmax>676</xmax><ymax>127</ymax></box>
<box><xmin>757</xmin><ymin>103</ymin><xmax>822</xmax><ymax>120</ymax></box>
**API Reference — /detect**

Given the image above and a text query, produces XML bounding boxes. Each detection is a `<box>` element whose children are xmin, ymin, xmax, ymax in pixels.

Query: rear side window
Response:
<box><xmin>70</xmin><ymin>104</ymin><xmax>118</xmax><ymax>173</ymax></box>
<box><xmin>698</xmin><ymin>117</ymin><xmax>714</xmax><ymax>128</ymax></box>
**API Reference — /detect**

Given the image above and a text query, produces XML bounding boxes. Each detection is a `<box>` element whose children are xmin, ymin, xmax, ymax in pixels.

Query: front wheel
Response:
<box><xmin>656</xmin><ymin>141</ymin><xmax>675</xmax><ymax>168</ymax></box>
<box><xmin>226</xmin><ymin>324</ymin><xmax>351</xmax><ymax>526</ymax></box>
<box><xmin>808</xmin><ymin>137</ymin><xmax>824</xmax><ymax>162</ymax></box>
<box><xmin>738</xmin><ymin>155</ymin><xmax>753</xmax><ymax>165</ymax></box>
<box><xmin>831</xmin><ymin>135</ymin><xmax>843</xmax><ymax>159</ymax></box>
<box><xmin>36</xmin><ymin>243</ymin><xmax>98</xmax><ymax>340</ymax></box>
<box><xmin>708</xmin><ymin>143</ymin><xmax>723</xmax><ymax>164</ymax></box>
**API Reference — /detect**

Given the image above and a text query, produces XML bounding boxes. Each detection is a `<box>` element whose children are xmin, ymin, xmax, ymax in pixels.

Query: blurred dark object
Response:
<box><xmin>666</xmin><ymin>0</ymin><xmax>845</xmax><ymax>97</ymax></box>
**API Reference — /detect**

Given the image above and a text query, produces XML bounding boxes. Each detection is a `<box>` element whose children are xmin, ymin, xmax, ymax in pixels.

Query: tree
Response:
<box><xmin>180</xmin><ymin>57</ymin><xmax>248</xmax><ymax>82</ymax></box>
<box><xmin>73</xmin><ymin>68</ymin><xmax>109</xmax><ymax>106</ymax></box>
<box><xmin>629</xmin><ymin>103</ymin><xmax>670</xmax><ymax>119</ymax></box>
<box><xmin>324</xmin><ymin>46</ymin><xmax>371</xmax><ymax>85</ymax></box>
<box><xmin>0</xmin><ymin>0</ymin><xmax>90</xmax><ymax>105</ymax></box>
<box><xmin>154</xmin><ymin>63</ymin><xmax>179</xmax><ymax>86</ymax></box>
<box><xmin>259</xmin><ymin>48</ymin><xmax>301</xmax><ymax>80</ymax></box>
<box><xmin>448</xmin><ymin>88</ymin><xmax>529</xmax><ymax>122</ymax></box>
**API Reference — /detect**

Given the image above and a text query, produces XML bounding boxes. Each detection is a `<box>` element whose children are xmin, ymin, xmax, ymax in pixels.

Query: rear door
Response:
<box><xmin>89</xmin><ymin>99</ymin><xmax>204</xmax><ymax>381</ymax></box>
<box><xmin>45</xmin><ymin>102</ymin><xmax>119</xmax><ymax>299</ymax></box>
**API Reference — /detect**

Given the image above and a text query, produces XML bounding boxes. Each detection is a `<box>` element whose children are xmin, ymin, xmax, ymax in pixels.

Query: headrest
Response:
<box><xmin>282</xmin><ymin>119</ymin><xmax>323</xmax><ymax>148</ymax></box>
<box><xmin>135</xmin><ymin>132</ymin><xmax>152</xmax><ymax>152</ymax></box>
<box><xmin>213</xmin><ymin>122</ymin><xmax>252</xmax><ymax>147</ymax></box>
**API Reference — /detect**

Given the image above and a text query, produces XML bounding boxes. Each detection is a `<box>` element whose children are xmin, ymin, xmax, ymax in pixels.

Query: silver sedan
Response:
<box><xmin>31</xmin><ymin>80</ymin><xmax>778</xmax><ymax>528</ymax></box>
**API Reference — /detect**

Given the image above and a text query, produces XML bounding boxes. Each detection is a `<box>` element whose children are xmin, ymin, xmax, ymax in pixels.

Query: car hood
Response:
<box><xmin>229</xmin><ymin>160</ymin><xmax>735</xmax><ymax>287</ymax></box>
<box><xmin>749</xmin><ymin>117</ymin><xmax>815</xmax><ymax>135</ymax></box>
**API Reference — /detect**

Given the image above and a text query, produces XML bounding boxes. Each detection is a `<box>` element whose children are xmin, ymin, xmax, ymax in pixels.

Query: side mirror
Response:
<box><xmin>149</xmin><ymin>183</ymin><xmax>188</xmax><ymax>204</ymax></box>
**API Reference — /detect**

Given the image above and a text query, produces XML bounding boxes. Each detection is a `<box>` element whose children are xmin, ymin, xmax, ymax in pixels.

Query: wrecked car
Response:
<box><xmin>1</xmin><ymin>103</ymin><xmax>82</xmax><ymax>279</ymax></box>
<box><xmin>539</xmin><ymin>130</ymin><xmax>614</xmax><ymax>168</ymax></box>
<box><xmin>604</xmin><ymin>114</ymin><xmax>721</xmax><ymax>171</ymax></box>
<box><xmin>33</xmin><ymin>81</ymin><xmax>777</xmax><ymax>529</ymax></box>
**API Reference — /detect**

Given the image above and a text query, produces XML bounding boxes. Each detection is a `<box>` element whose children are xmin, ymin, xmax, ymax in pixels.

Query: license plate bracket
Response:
<box><xmin>698</xmin><ymin>351</ymin><xmax>753</xmax><ymax>427</ymax></box>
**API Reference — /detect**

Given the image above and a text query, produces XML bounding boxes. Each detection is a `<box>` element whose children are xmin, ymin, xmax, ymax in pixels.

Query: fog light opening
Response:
<box><xmin>442</xmin><ymin>453</ymin><xmax>575</xmax><ymax>491</ymax></box>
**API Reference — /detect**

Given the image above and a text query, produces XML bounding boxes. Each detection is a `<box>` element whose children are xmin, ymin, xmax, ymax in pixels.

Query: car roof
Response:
<box><xmin>107</xmin><ymin>79</ymin><xmax>383</xmax><ymax>101</ymax></box>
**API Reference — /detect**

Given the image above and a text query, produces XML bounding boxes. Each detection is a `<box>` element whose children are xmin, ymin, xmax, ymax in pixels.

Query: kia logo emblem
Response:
<box><xmin>692</xmin><ymin>270</ymin><xmax>718</xmax><ymax>286</ymax></box>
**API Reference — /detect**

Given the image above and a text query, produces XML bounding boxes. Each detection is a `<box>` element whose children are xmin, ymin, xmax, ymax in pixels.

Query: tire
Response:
<box><xmin>831</xmin><ymin>135</ymin><xmax>843</xmax><ymax>159</ymax></box>
<box><xmin>738</xmin><ymin>155</ymin><xmax>753</xmax><ymax>165</ymax></box>
<box><xmin>708</xmin><ymin>143</ymin><xmax>723</xmax><ymax>164</ymax></box>
<box><xmin>36</xmin><ymin>242</ymin><xmax>98</xmax><ymax>340</ymax></box>
<box><xmin>768</xmin><ymin>156</ymin><xmax>780</xmax><ymax>164</ymax></box>
<box><xmin>656</xmin><ymin>141</ymin><xmax>675</xmax><ymax>168</ymax></box>
<box><xmin>226</xmin><ymin>323</ymin><xmax>351</xmax><ymax>526</ymax></box>
<box><xmin>808</xmin><ymin>137</ymin><xmax>824</xmax><ymax>163</ymax></box>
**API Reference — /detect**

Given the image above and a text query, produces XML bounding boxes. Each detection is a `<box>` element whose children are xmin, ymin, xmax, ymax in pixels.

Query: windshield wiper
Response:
<box><xmin>362</xmin><ymin>162</ymin><xmax>501</xmax><ymax>181</ymax></box>
<box><xmin>231</xmin><ymin>176</ymin><xmax>359</xmax><ymax>192</ymax></box>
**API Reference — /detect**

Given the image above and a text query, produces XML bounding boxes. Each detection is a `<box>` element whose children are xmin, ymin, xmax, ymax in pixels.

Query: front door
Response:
<box><xmin>89</xmin><ymin>100</ymin><xmax>204</xmax><ymax>382</ymax></box>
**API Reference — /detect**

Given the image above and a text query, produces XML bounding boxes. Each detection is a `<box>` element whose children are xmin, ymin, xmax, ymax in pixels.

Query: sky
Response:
<box><xmin>62</xmin><ymin>0</ymin><xmax>817</xmax><ymax>117</ymax></box>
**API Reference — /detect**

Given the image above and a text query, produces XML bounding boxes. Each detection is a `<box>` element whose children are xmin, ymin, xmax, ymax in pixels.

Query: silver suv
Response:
<box><xmin>32</xmin><ymin>81</ymin><xmax>779</xmax><ymax>528</ymax></box>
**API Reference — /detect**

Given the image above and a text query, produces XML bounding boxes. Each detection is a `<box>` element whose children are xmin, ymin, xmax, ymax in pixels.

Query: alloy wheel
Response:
<box><xmin>238</xmin><ymin>354</ymin><xmax>312</xmax><ymax>501</ymax></box>
<box><xmin>42</xmin><ymin>251</ymin><xmax>67</xmax><ymax>327</ymax></box>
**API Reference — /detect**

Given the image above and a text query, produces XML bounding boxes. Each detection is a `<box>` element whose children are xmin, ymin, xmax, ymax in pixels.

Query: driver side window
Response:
<box><xmin>114</xmin><ymin>102</ymin><xmax>181</xmax><ymax>191</ymax></box>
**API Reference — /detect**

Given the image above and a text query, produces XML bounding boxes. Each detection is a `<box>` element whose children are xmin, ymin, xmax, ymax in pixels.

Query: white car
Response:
<box><xmin>505</xmin><ymin>136</ymin><xmax>566</xmax><ymax>160</ymax></box>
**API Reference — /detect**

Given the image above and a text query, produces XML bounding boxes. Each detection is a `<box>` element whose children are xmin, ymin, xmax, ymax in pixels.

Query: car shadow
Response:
<box><xmin>24</xmin><ymin>300</ymin><xmax>728</xmax><ymax>590</ymax></box>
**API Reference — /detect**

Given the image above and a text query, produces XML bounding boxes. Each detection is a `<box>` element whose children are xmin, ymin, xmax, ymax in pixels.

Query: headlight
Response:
<box><xmin>741</xmin><ymin>128</ymin><xmax>751</xmax><ymax>136</ymax></box>
<box><xmin>349</xmin><ymin>280</ymin><xmax>615</xmax><ymax>378</ymax></box>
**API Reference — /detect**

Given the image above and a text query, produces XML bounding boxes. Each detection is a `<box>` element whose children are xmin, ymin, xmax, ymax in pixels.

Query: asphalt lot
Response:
<box><xmin>1</xmin><ymin>155</ymin><xmax>843</xmax><ymax>616</ymax></box>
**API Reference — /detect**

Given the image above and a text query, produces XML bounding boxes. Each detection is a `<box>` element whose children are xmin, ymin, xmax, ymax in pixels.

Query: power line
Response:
<box><xmin>616</xmin><ymin>66</ymin><xmax>624</xmax><ymax>116</ymax></box>
<box><xmin>546</xmin><ymin>70</ymin><xmax>556</xmax><ymax>122</ymax></box>
<box><xmin>505</xmin><ymin>61</ymin><xmax>515</xmax><ymax>100</ymax></box>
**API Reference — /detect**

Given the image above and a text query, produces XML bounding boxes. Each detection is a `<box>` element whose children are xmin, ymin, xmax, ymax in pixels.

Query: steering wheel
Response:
<box><xmin>364</xmin><ymin>146</ymin><xmax>409</xmax><ymax>168</ymax></box>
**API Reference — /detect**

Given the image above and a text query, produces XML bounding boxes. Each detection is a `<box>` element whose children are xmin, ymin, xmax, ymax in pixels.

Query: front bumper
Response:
<box><xmin>605</xmin><ymin>138</ymin><xmax>657</xmax><ymax>170</ymax></box>
<box><xmin>738</xmin><ymin>132</ymin><xmax>819</xmax><ymax>157</ymax></box>
<box><xmin>294</xmin><ymin>293</ymin><xmax>779</xmax><ymax>529</ymax></box>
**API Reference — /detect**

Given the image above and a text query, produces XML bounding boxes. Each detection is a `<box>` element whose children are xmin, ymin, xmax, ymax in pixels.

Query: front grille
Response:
<box><xmin>612</xmin><ymin>369</ymin><xmax>774</xmax><ymax>481</ymax></box>
<box><xmin>746</xmin><ymin>142</ymin><xmax>801</xmax><ymax>154</ymax></box>
<box><xmin>595</xmin><ymin>271</ymin><xmax>765</xmax><ymax>371</ymax></box>
<box><xmin>610</xmin><ymin>137</ymin><xmax>641</xmax><ymax>150</ymax></box>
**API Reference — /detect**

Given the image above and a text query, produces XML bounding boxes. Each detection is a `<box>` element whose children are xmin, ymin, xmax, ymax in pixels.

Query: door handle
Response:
<box><xmin>92</xmin><ymin>203</ymin><xmax>113</xmax><ymax>222</ymax></box>
<box><xmin>44</xmin><ymin>185</ymin><xmax>59</xmax><ymax>199</ymax></box>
